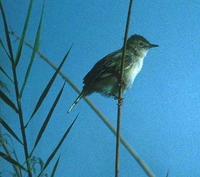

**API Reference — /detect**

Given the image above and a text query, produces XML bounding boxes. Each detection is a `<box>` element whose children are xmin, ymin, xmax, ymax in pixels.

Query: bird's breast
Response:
<box><xmin>124</xmin><ymin>57</ymin><xmax>144</xmax><ymax>89</ymax></box>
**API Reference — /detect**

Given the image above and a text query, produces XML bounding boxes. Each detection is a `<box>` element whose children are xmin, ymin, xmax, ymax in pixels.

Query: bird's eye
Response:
<box><xmin>138</xmin><ymin>42</ymin><xmax>144</xmax><ymax>47</ymax></box>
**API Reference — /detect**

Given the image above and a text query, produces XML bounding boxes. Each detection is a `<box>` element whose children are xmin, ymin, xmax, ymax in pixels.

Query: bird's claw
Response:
<box><xmin>114</xmin><ymin>96</ymin><xmax>124</xmax><ymax>106</ymax></box>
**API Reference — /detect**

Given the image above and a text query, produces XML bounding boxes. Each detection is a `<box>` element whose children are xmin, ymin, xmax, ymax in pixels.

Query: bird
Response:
<box><xmin>67</xmin><ymin>34</ymin><xmax>158</xmax><ymax>113</ymax></box>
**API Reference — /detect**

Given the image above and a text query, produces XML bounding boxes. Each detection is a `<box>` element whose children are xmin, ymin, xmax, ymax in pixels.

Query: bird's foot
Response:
<box><xmin>114</xmin><ymin>96</ymin><xmax>124</xmax><ymax>106</ymax></box>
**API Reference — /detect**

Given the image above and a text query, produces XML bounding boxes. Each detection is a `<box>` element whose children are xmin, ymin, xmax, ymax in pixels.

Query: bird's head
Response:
<box><xmin>127</xmin><ymin>34</ymin><xmax>159</xmax><ymax>57</ymax></box>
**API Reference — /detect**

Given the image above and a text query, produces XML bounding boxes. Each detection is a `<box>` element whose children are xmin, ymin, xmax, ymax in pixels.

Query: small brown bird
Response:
<box><xmin>67</xmin><ymin>34</ymin><xmax>158</xmax><ymax>113</ymax></box>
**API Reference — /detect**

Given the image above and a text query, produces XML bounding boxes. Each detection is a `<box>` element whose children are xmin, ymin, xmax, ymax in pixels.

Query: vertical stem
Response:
<box><xmin>115</xmin><ymin>1</ymin><xmax>133</xmax><ymax>177</ymax></box>
<box><xmin>12</xmin><ymin>67</ymin><xmax>32</xmax><ymax>177</ymax></box>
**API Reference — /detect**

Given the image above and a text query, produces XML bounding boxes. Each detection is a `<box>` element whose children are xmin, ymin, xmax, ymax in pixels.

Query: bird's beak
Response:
<box><xmin>150</xmin><ymin>43</ymin><xmax>159</xmax><ymax>48</ymax></box>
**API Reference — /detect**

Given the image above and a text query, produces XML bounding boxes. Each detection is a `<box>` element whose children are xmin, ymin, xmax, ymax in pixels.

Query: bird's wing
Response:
<box><xmin>83</xmin><ymin>49</ymin><xmax>135</xmax><ymax>86</ymax></box>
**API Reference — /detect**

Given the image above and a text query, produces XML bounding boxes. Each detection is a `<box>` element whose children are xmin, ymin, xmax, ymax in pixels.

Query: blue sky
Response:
<box><xmin>1</xmin><ymin>0</ymin><xmax>200</xmax><ymax>176</ymax></box>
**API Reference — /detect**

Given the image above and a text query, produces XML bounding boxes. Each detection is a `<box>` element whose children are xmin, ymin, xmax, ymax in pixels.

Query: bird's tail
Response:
<box><xmin>67</xmin><ymin>93</ymin><xmax>84</xmax><ymax>113</ymax></box>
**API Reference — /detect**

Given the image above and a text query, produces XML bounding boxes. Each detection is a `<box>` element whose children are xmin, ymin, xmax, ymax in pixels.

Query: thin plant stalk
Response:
<box><xmin>1</xmin><ymin>1</ymin><xmax>32</xmax><ymax>175</ymax></box>
<box><xmin>1</xmin><ymin>1</ymin><xmax>77</xmax><ymax>176</ymax></box>
<box><xmin>12</xmin><ymin>55</ymin><xmax>32</xmax><ymax>176</ymax></box>
<box><xmin>115</xmin><ymin>0</ymin><xmax>133</xmax><ymax>177</ymax></box>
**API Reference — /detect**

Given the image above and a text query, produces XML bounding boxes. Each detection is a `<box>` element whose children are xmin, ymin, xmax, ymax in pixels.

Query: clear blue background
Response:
<box><xmin>1</xmin><ymin>1</ymin><xmax>200</xmax><ymax>176</ymax></box>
